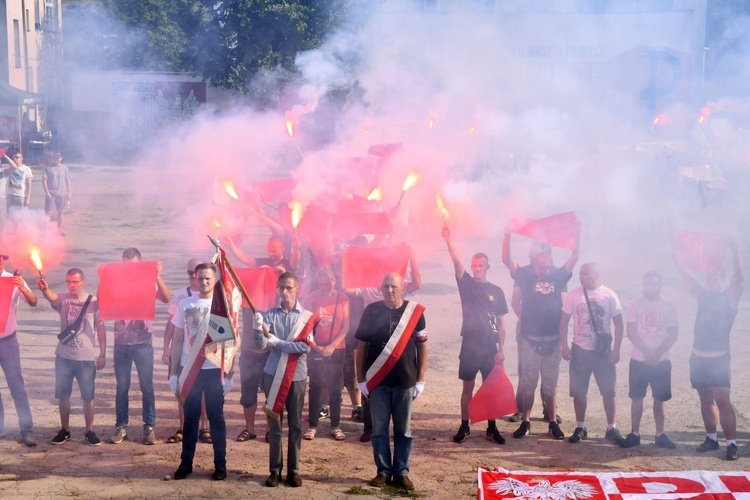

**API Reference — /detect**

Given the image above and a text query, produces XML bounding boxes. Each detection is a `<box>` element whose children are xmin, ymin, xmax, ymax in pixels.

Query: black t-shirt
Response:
<box><xmin>514</xmin><ymin>264</ymin><xmax>571</xmax><ymax>340</ymax></box>
<box><xmin>354</xmin><ymin>300</ymin><xmax>426</xmax><ymax>388</ymax></box>
<box><xmin>694</xmin><ymin>290</ymin><xmax>737</xmax><ymax>352</ymax></box>
<box><xmin>256</xmin><ymin>257</ymin><xmax>293</xmax><ymax>273</ymax></box>
<box><xmin>457</xmin><ymin>271</ymin><xmax>507</xmax><ymax>343</ymax></box>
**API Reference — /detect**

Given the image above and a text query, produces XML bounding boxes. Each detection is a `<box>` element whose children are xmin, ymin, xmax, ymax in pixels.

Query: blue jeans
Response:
<box><xmin>181</xmin><ymin>368</ymin><xmax>227</xmax><ymax>471</ymax></box>
<box><xmin>114</xmin><ymin>343</ymin><xmax>155</xmax><ymax>429</ymax></box>
<box><xmin>369</xmin><ymin>384</ymin><xmax>413</xmax><ymax>479</ymax></box>
<box><xmin>0</xmin><ymin>334</ymin><xmax>34</xmax><ymax>435</ymax></box>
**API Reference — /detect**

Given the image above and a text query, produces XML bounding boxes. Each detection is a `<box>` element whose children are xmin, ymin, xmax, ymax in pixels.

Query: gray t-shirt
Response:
<box><xmin>54</xmin><ymin>293</ymin><xmax>100</xmax><ymax>361</ymax></box>
<box><xmin>43</xmin><ymin>164</ymin><xmax>70</xmax><ymax>195</ymax></box>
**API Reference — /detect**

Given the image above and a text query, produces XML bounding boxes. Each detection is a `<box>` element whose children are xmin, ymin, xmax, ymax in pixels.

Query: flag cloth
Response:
<box><xmin>672</xmin><ymin>231</ymin><xmax>729</xmax><ymax>272</ymax></box>
<box><xmin>234</xmin><ymin>267</ymin><xmax>279</xmax><ymax>311</ymax></box>
<box><xmin>97</xmin><ymin>261</ymin><xmax>158</xmax><ymax>321</ymax></box>
<box><xmin>249</xmin><ymin>178</ymin><xmax>296</xmax><ymax>202</ymax></box>
<box><xmin>468</xmin><ymin>364</ymin><xmax>517</xmax><ymax>424</ymax></box>
<box><xmin>0</xmin><ymin>278</ymin><xmax>17</xmax><ymax>333</ymax></box>
<box><xmin>478</xmin><ymin>468</ymin><xmax>750</xmax><ymax>499</ymax></box>
<box><xmin>341</xmin><ymin>243</ymin><xmax>410</xmax><ymax>289</ymax></box>
<box><xmin>204</xmin><ymin>247</ymin><xmax>242</xmax><ymax>374</ymax></box>
<box><xmin>509</xmin><ymin>212</ymin><xmax>579</xmax><ymax>250</ymax></box>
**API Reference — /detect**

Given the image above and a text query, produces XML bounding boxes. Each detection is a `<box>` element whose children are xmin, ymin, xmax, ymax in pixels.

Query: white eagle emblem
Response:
<box><xmin>489</xmin><ymin>477</ymin><xmax>597</xmax><ymax>500</ymax></box>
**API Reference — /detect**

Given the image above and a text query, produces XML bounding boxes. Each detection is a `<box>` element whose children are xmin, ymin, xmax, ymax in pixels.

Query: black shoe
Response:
<box><xmin>286</xmin><ymin>473</ymin><xmax>302</xmax><ymax>487</ymax></box>
<box><xmin>513</xmin><ymin>421</ymin><xmax>531</xmax><ymax>438</ymax></box>
<box><xmin>486</xmin><ymin>428</ymin><xmax>505</xmax><ymax>445</ymax></box>
<box><xmin>697</xmin><ymin>437</ymin><xmax>719</xmax><ymax>452</ymax></box>
<box><xmin>508</xmin><ymin>412</ymin><xmax>523</xmax><ymax>423</ymax></box>
<box><xmin>265</xmin><ymin>471</ymin><xmax>281</xmax><ymax>487</ymax></box>
<box><xmin>621</xmin><ymin>432</ymin><xmax>641</xmax><ymax>448</ymax></box>
<box><xmin>569</xmin><ymin>427</ymin><xmax>587</xmax><ymax>443</ymax></box>
<box><xmin>548</xmin><ymin>421</ymin><xmax>565</xmax><ymax>440</ymax></box>
<box><xmin>605</xmin><ymin>427</ymin><xmax>625</xmax><ymax>445</ymax></box>
<box><xmin>655</xmin><ymin>433</ymin><xmax>676</xmax><ymax>449</ymax></box>
<box><xmin>174</xmin><ymin>467</ymin><xmax>192</xmax><ymax>480</ymax></box>
<box><xmin>452</xmin><ymin>426</ymin><xmax>470</xmax><ymax>443</ymax></box>
<box><xmin>21</xmin><ymin>433</ymin><xmax>37</xmax><ymax>448</ymax></box>
<box><xmin>727</xmin><ymin>443</ymin><xmax>740</xmax><ymax>461</ymax></box>
<box><xmin>213</xmin><ymin>469</ymin><xmax>227</xmax><ymax>481</ymax></box>
<box><xmin>359</xmin><ymin>431</ymin><xmax>371</xmax><ymax>443</ymax></box>
<box><xmin>352</xmin><ymin>405</ymin><xmax>364</xmax><ymax>423</ymax></box>
<box><xmin>51</xmin><ymin>428</ymin><xmax>71</xmax><ymax>445</ymax></box>
<box><xmin>84</xmin><ymin>430</ymin><xmax>102</xmax><ymax>446</ymax></box>
<box><xmin>318</xmin><ymin>405</ymin><xmax>330</xmax><ymax>420</ymax></box>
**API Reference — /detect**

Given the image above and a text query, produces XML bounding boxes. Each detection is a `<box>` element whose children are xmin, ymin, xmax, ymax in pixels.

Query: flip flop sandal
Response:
<box><xmin>199</xmin><ymin>428</ymin><xmax>212</xmax><ymax>444</ymax></box>
<box><xmin>166</xmin><ymin>429</ymin><xmax>183</xmax><ymax>444</ymax></box>
<box><xmin>303</xmin><ymin>428</ymin><xmax>317</xmax><ymax>440</ymax></box>
<box><xmin>331</xmin><ymin>428</ymin><xmax>346</xmax><ymax>441</ymax></box>
<box><xmin>236</xmin><ymin>429</ymin><xmax>257</xmax><ymax>442</ymax></box>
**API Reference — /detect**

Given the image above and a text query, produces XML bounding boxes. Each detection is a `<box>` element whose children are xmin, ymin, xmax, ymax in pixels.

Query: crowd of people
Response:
<box><xmin>0</xmin><ymin>201</ymin><xmax>745</xmax><ymax>491</ymax></box>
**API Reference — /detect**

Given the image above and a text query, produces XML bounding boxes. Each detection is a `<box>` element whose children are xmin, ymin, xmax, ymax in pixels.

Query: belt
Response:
<box><xmin>0</xmin><ymin>331</ymin><xmax>17</xmax><ymax>343</ymax></box>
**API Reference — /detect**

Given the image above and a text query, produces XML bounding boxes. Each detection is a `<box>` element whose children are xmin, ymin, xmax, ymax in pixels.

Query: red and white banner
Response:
<box><xmin>478</xmin><ymin>468</ymin><xmax>750</xmax><ymax>499</ymax></box>
<box><xmin>509</xmin><ymin>212</ymin><xmax>579</xmax><ymax>250</ymax></box>
<box><xmin>205</xmin><ymin>247</ymin><xmax>242</xmax><ymax>374</ymax></box>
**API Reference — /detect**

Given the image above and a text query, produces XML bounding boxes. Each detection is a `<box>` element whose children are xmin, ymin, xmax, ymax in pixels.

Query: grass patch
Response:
<box><xmin>344</xmin><ymin>485</ymin><xmax>374</xmax><ymax>495</ymax></box>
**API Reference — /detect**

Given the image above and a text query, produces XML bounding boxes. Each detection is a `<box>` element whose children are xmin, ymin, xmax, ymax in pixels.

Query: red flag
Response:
<box><xmin>332</xmin><ymin>211</ymin><xmax>394</xmax><ymax>240</ymax></box>
<box><xmin>249</xmin><ymin>178</ymin><xmax>296</xmax><ymax>202</ymax></box>
<box><xmin>234</xmin><ymin>267</ymin><xmax>280</xmax><ymax>311</ymax></box>
<box><xmin>672</xmin><ymin>231</ymin><xmax>729</xmax><ymax>272</ymax></box>
<box><xmin>341</xmin><ymin>243</ymin><xmax>410</xmax><ymax>289</ymax></box>
<box><xmin>207</xmin><ymin>248</ymin><xmax>240</xmax><ymax>344</ymax></box>
<box><xmin>0</xmin><ymin>278</ymin><xmax>16</xmax><ymax>333</ymax></box>
<box><xmin>0</xmin><ymin>147</ymin><xmax>7</xmax><ymax>157</ymax></box>
<box><xmin>509</xmin><ymin>212</ymin><xmax>579</xmax><ymax>250</ymax></box>
<box><xmin>97</xmin><ymin>262</ymin><xmax>157</xmax><ymax>321</ymax></box>
<box><xmin>468</xmin><ymin>364</ymin><xmax>517</xmax><ymax>423</ymax></box>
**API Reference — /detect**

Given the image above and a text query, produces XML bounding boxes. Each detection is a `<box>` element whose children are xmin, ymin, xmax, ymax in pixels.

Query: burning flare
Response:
<box><xmin>289</xmin><ymin>202</ymin><xmax>303</xmax><ymax>229</ymax></box>
<box><xmin>428</xmin><ymin>118</ymin><xmax>435</xmax><ymax>129</ymax></box>
<box><xmin>436</xmin><ymin>195</ymin><xmax>449</xmax><ymax>220</ymax></box>
<box><xmin>361</xmin><ymin>127</ymin><xmax>369</xmax><ymax>135</ymax></box>
<box><xmin>224</xmin><ymin>181</ymin><xmax>239</xmax><ymax>200</ymax></box>
<box><xmin>29</xmin><ymin>247</ymin><xmax>43</xmax><ymax>271</ymax></box>
<box><xmin>212</xmin><ymin>219</ymin><xmax>221</xmax><ymax>228</ymax></box>
<box><xmin>366</xmin><ymin>187</ymin><xmax>382</xmax><ymax>201</ymax></box>
<box><xmin>468</xmin><ymin>125</ymin><xmax>477</xmax><ymax>134</ymax></box>
<box><xmin>697</xmin><ymin>107</ymin><xmax>711</xmax><ymax>125</ymax></box>
<box><xmin>652</xmin><ymin>114</ymin><xmax>665</xmax><ymax>125</ymax></box>
<box><xmin>285</xmin><ymin>119</ymin><xmax>294</xmax><ymax>137</ymax></box>
<box><xmin>402</xmin><ymin>172</ymin><xmax>420</xmax><ymax>192</ymax></box>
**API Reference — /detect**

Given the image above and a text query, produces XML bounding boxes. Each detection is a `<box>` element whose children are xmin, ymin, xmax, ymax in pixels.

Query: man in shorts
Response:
<box><xmin>559</xmin><ymin>263</ymin><xmax>625</xmax><ymax>445</ymax></box>
<box><xmin>621</xmin><ymin>271</ymin><xmax>679</xmax><ymax>449</ymax></box>
<box><xmin>677</xmin><ymin>237</ymin><xmax>744</xmax><ymax>460</ymax></box>
<box><xmin>40</xmin><ymin>268</ymin><xmax>106</xmax><ymax>446</ymax></box>
<box><xmin>442</xmin><ymin>226</ymin><xmax>508</xmax><ymax>445</ymax></box>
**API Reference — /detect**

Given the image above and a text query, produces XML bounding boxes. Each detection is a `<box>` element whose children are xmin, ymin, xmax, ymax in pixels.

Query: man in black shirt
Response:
<box><xmin>442</xmin><ymin>226</ymin><xmax>508</xmax><ymax>445</ymax></box>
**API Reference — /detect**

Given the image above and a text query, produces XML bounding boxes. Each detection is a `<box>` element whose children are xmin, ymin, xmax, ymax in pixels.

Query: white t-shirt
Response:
<box><xmin>562</xmin><ymin>285</ymin><xmax>622</xmax><ymax>351</ymax></box>
<box><xmin>626</xmin><ymin>296</ymin><xmax>678</xmax><ymax>362</ymax></box>
<box><xmin>0</xmin><ymin>270</ymin><xmax>23</xmax><ymax>335</ymax></box>
<box><xmin>171</xmin><ymin>295</ymin><xmax>217</xmax><ymax>370</ymax></box>
<box><xmin>4</xmin><ymin>165</ymin><xmax>33</xmax><ymax>198</ymax></box>
<box><xmin>168</xmin><ymin>286</ymin><xmax>197</xmax><ymax>317</ymax></box>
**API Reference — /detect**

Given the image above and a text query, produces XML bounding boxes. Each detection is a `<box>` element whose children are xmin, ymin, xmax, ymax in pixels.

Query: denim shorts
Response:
<box><xmin>55</xmin><ymin>356</ymin><xmax>96</xmax><ymax>401</ymax></box>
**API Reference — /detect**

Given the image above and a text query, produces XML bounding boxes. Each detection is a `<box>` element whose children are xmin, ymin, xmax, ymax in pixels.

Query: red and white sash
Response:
<box><xmin>263</xmin><ymin>310</ymin><xmax>318</xmax><ymax>420</ymax></box>
<box><xmin>178</xmin><ymin>323</ymin><xmax>210</xmax><ymax>402</ymax></box>
<box><xmin>364</xmin><ymin>301</ymin><xmax>425</xmax><ymax>393</ymax></box>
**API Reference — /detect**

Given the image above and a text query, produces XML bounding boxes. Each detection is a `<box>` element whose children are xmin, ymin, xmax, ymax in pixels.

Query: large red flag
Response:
<box><xmin>0</xmin><ymin>278</ymin><xmax>17</xmax><ymax>333</ymax></box>
<box><xmin>341</xmin><ymin>243</ymin><xmax>410</xmax><ymax>289</ymax></box>
<box><xmin>672</xmin><ymin>231</ymin><xmax>729</xmax><ymax>272</ymax></box>
<box><xmin>234</xmin><ymin>267</ymin><xmax>279</xmax><ymax>311</ymax></box>
<box><xmin>97</xmin><ymin>261</ymin><xmax>157</xmax><ymax>321</ymax></box>
<box><xmin>468</xmin><ymin>364</ymin><xmax>518</xmax><ymax>424</ymax></box>
<box><xmin>509</xmin><ymin>212</ymin><xmax>578</xmax><ymax>250</ymax></box>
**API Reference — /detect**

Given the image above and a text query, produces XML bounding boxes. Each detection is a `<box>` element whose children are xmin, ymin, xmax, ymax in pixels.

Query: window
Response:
<box><xmin>13</xmin><ymin>20</ymin><xmax>22</xmax><ymax>68</ymax></box>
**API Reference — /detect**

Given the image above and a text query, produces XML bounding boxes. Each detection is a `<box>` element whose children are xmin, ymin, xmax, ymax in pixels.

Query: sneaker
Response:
<box><xmin>655</xmin><ymin>433</ymin><xmax>676</xmax><ymax>449</ymax></box>
<box><xmin>727</xmin><ymin>443</ymin><xmax>739</xmax><ymax>461</ymax></box>
<box><xmin>605</xmin><ymin>427</ymin><xmax>625</xmax><ymax>445</ymax></box>
<box><xmin>452</xmin><ymin>426</ymin><xmax>470</xmax><ymax>443</ymax></box>
<box><xmin>318</xmin><ymin>405</ymin><xmax>330</xmax><ymax>420</ymax></box>
<box><xmin>621</xmin><ymin>432</ymin><xmax>641</xmax><ymax>448</ymax></box>
<box><xmin>111</xmin><ymin>427</ymin><xmax>127</xmax><ymax>444</ymax></box>
<box><xmin>85</xmin><ymin>430</ymin><xmax>102</xmax><ymax>446</ymax></box>
<box><xmin>697</xmin><ymin>437</ymin><xmax>719</xmax><ymax>452</ymax></box>
<box><xmin>143</xmin><ymin>426</ymin><xmax>157</xmax><ymax>445</ymax></box>
<box><xmin>51</xmin><ymin>428</ymin><xmax>71</xmax><ymax>445</ymax></box>
<box><xmin>513</xmin><ymin>421</ymin><xmax>531</xmax><ymax>438</ymax></box>
<box><xmin>569</xmin><ymin>427</ymin><xmax>587</xmax><ymax>443</ymax></box>
<box><xmin>486</xmin><ymin>428</ymin><xmax>505</xmax><ymax>445</ymax></box>
<box><xmin>548</xmin><ymin>421</ymin><xmax>565</xmax><ymax>440</ymax></box>
<box><xmin>352</xmin><ymin>405</ymin><xmax>364</xmax><ymax>423</ymax></box>
<box><xmin>508</xmin><ymin>412</ymin><xmax>523</xmax><ymax>423</ymax></box>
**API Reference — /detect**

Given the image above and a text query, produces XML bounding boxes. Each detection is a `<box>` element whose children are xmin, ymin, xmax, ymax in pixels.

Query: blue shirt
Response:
<box><xmin>255</xmin><ymin>301</ymin><xmax>312</xmax><ymax>381</ymax></box>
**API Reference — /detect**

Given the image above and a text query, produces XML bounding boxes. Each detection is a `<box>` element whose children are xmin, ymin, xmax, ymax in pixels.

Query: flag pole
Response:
<box><xmin>208</xmin><ymin>235</ymin><xmax>272</xmax><ymax>338</ymax></box>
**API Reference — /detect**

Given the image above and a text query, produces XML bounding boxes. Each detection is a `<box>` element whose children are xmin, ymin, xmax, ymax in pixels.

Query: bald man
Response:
<box><xmin>559</xmin><ymin>263</ymin><xmax>624</xmax><ymax>445</ymax></box>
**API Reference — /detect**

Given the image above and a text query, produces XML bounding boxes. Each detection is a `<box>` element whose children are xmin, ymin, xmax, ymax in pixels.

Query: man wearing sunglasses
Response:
<box><xmin>2</xmin><ymin>152</ymin><xmax>33</xmax><ymax>214</ymax></box>
<box><xmin>0</xmin><ymin>250</ymin><xmax>38</xmax><ymax>447</ymax></box>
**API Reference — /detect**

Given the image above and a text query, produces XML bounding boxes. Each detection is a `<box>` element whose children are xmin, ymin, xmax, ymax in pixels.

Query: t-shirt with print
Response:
<box><xmin>43</xmin><ymin>164</ymin><xmax>70</xmax><ymax>195</ymax></box>
<box><xmin>562</xmin><ymin>285</ymin><xmax>622</xmax><ymax>351</ymax></box>
<box><xmin>4</xmin><ymin>165</ymin><xmax>33</xmax><ymax>198</ymax></box>
<box><xmin>171</xmin><ymin>295</ymin><xmax>217</xmax><ymax>370</ymax></box>
<box><xmin>626</xmin><ymin>296</ymin><xmax>678</xmax><ymax>362</ymax></box>
<box><xmin>515</xmin><ymin>264</ymin><xmax>571</xmax><ymax>340</ymax></box>
<box><xmin>457</xmin><ymin>271</ymin><xmax>507</xmax><ymax>345</ymax></box>
<box><xmin>0</xmin><ymin>270</ymin><xmax>25</xmax><ymax>336</ymax></box>
<box><xmin>168</xmin><ymin>286</ymin><xmax>195</xmax><ymax>317</ymax></box>
<box><xmin>354</xmin><ymin>300</ymin><xmax>426</xmax><ymax>389</ymax></box>
<box><xmin>54</xmin><ymin>293</ymin><xmax>100</xmax><ymax>361</ymax></box>
<box><xmin>305</xmin><ymin>290</ymin><xmax>349</xmax><ymax>348</ymax></box>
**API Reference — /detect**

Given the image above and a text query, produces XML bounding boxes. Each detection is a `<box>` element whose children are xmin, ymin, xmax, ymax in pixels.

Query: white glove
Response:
<box><xmin>413</xmin><ymin>381</ymin><xmax>425</xmax><ymax>400</ymax></box>
<box><xmin>223</xmin><ymin>377</ymin><xmax>233</xmax><ymax>396</ymax></box>
<box><xmin>169</xmin><ymin>375</ymin><xmax>179</xmax><ymax>394</ymax></box>
<box><xmin>253</xmin><ymin>312</ymin><xmax>264</xmax><ymax>330</ymax></box>
<box><xmin>267</xmin><ymin>334</ymin><xmax>280</xmax><ymax>347</ymax></box>
<box><xmin>358</xmin><ymin>381</ymin><xmax>369</xmax><ymax>398</ymax></box>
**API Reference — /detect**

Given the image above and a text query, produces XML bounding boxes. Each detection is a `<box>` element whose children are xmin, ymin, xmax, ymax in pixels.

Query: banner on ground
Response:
<box><xmin>509</xmin><ymin>212</ymin><xmax>579</xmax><ymax>250</ymax></box>
<box><xmin>97</xmin><ymin>261</ymin><xmax>157</xmax><ymax>320</ymax></box>
<box><xmin>478</xmin><ymin>468</ymin><xmax>750</xmax><ymax>499</ymax></box>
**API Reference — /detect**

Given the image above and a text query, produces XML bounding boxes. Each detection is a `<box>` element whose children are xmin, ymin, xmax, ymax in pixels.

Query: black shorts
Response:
<box><xmin>569</xmin><ymin>344</ymin><xmax>616</xmax><ymax>399</ymax></box>
<box><xmin>239</xmin><ymin>351</ymin><xmax>269</xmax><ymax>408</ymax></box>
<box><xmin>690</xmin><ymin>352</ymin><xmax>730</xmax><ymax>389</ymax></box>
<box><xmin>628</xmin><ymin>359</ymin><xmax>672</xmax><ymax>401</ymax></box>
<box><xmin>458</xmin><ymin>339</ymin><xmax>495</xmax><ymax>381</ymax></box>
